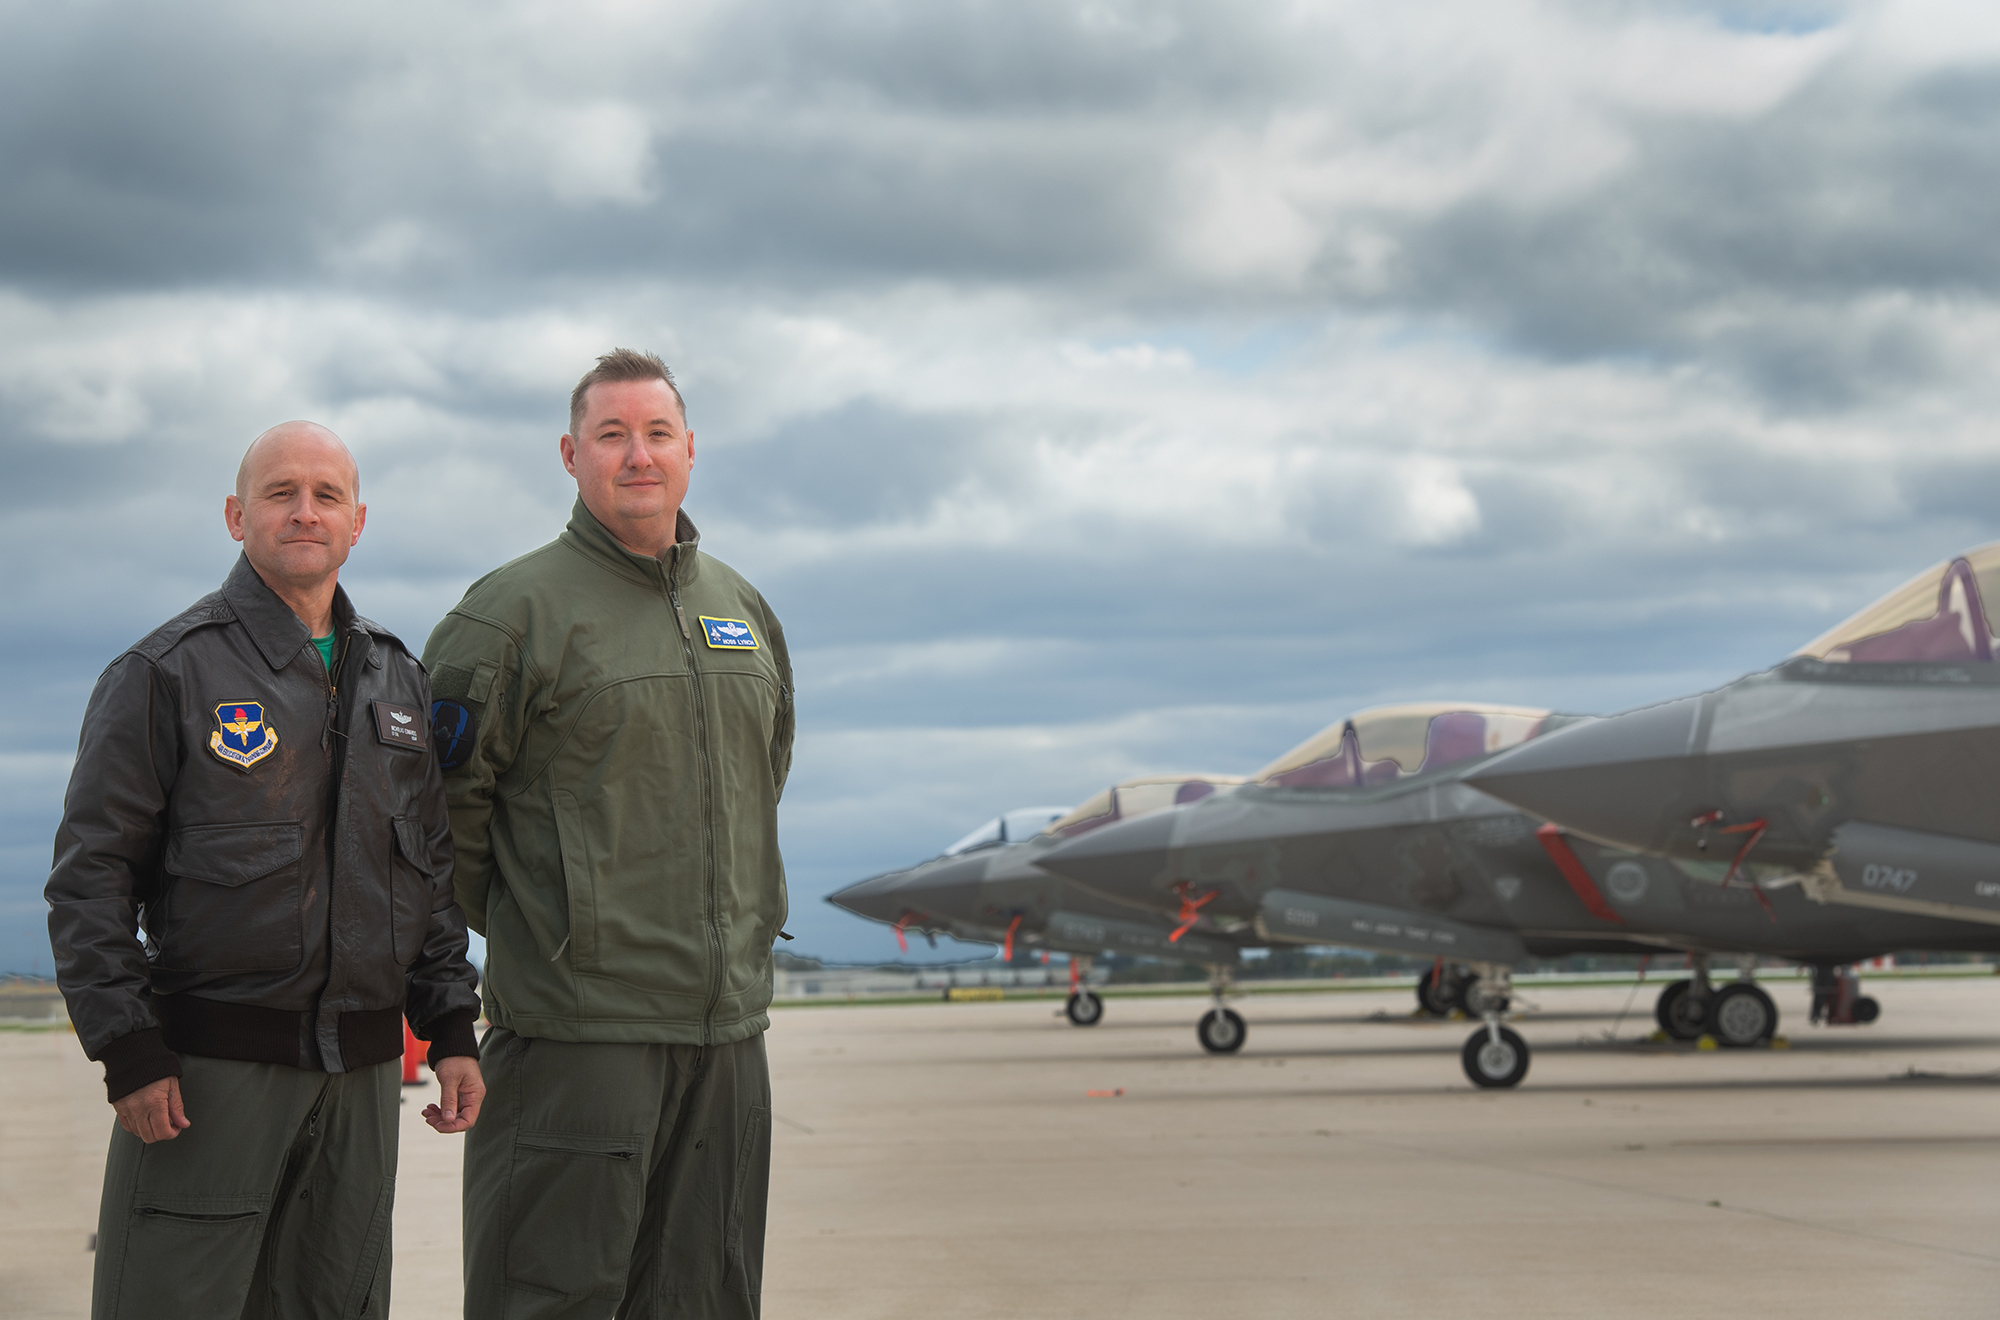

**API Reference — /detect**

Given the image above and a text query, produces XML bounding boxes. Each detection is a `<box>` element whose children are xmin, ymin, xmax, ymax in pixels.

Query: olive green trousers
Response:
<box><xmin>462</xmin><ymin>1029</ymin><xmax>771</xmax><ymax>1320</ymax></box>
<box><xmin>91</xmin><ymin>1056</ymin><xmax>400</xmax><ymax>1320</ymax></box>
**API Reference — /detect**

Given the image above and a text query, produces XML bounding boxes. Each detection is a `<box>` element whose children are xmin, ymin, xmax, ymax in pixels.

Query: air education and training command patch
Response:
<box><xmin>699</xmin><ymin>616</ymin><xmax>759</xmax><ymax>650</ymax></box>
<box><xmin>210</xmin><ymin>700</ymin><xmax>278</xmax><ymax>769</ymax></box>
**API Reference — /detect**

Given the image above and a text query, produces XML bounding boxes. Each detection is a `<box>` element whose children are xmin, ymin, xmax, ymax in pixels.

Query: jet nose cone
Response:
<box><xmin>1038</xmin><ymin>809</ymin><xmax>1177</xmax><ymax>907</ymax></box>
<box><xmin>1467</xmin><ymin>697</ymin><xmax>1705</xmax><ymax>852</ymax></box>
<box><xmin>825</xmin><ymin>870</ymin><xmax>908</xmax><ymax>923</ymax></box>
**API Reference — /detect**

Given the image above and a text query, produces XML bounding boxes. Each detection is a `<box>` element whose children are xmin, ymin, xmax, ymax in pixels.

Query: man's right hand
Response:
<box><xmin>112</xmin><ymin>1076</ymin><xmax>190</xmax><ymax>1143</ymax></box>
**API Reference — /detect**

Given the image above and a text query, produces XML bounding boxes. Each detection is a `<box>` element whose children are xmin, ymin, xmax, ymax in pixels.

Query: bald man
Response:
<box><xmin>47</xmin><ymin>422</ymin><xmax>485</xmax><ymax>1320</ymax></box>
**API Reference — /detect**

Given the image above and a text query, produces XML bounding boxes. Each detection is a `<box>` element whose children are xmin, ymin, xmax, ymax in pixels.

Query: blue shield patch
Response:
<box><xmin>210</xmin><ymin>700</ymin><xmax>279</xmax><ymax>769</ymax></box>
<box><xmin>431</xmin><ymin>698</ymin><xmax>479</xmax><ymax>772</ymax></box>
<box><xmin>699</xmin><ymin>616</ymin><xmax>759</xmax><ymax>650</ymax></box>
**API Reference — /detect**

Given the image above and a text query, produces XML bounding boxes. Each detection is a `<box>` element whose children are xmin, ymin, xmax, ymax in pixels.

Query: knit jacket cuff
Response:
<box><xmin>420</xmin><ymin>1009</ymin><xmax>481</xmax><ymax>1066</ymax></box>
<box><xmin>98</xmin><ymin>1027</ymin><xmax>183</xmax><ymax>1104</ymax></box>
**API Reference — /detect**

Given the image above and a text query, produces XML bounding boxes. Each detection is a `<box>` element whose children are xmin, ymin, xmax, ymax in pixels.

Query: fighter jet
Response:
<box><xmin>1038</xmin><ymin>701</ymin><xmax>2000</xmax><ymax>1088</ymax></box>
<box><xmin>826</xmin><ymin>776</ymin><xmax>1261</xmax><ymax>1039</ymax></box>
<box><xmin>1469</xmin><ymin>541</ymin><xmax>2000</xmax><ymax>943</ymax></box>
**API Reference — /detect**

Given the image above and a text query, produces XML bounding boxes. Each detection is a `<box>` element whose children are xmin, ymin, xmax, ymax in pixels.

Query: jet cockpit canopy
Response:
<box><xmin>942</xmin><ymin>806</ymin><xmax>1072</xmax><ymax>857</ymax></box>
<box><xmin>1254</xmin><ymin>702</ymin><xmax>1553</xmax><ymax>789</ymax></box>
<box><xmin>1795</xmin><ymin>543</ymin><xmax>2000</xmax><ymax>664</ymax></box>
<box><xmin>1043</xmin><ymin>774</ymin><xmax>1247</xmax><ymax>839</ymax></box>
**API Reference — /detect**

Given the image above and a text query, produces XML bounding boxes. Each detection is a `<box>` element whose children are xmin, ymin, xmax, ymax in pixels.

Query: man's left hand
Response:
<box><xmin>423</xmin><ymin>1056</ymin><xmax>485</xmax><ymax>1133</ymax></box>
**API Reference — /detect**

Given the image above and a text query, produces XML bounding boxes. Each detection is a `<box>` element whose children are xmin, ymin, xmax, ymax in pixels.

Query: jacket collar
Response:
<box><xmin>220</xmin><ymin>553</ymin><xmax>364</xmax><ymax>672</ymax></box>
<box><xmin>560</xmin><ymin>497</ymin><xmax>702</xmax><ymax>590</ymax></box>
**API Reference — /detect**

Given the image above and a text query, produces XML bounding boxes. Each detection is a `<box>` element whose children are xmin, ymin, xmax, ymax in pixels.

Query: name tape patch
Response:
<box><xmin>700</xmin><ymin>616</ymin><xmax>759</xmax><ymax>650</ymax></box>
<box><xmin>371</xmin><ymin>700</ymin><xmax>428</xmax><ymax>750</ymax></box>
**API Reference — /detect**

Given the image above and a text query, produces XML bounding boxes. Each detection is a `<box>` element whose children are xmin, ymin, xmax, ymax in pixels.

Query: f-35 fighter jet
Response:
<box><xmin>1470</xmin><ymin>542</ymin><xmax>2000</xmax><ymax>937</ymax></box>
<box><xmin>1037</xmin><ymin>701</ymin><xmax>2000</xmax><ymax>1087</ymax></box>
<box><xmin>826</xmin><ymin>776</ymin><xmax>1260</xmax><ymax>1039</ymax></box>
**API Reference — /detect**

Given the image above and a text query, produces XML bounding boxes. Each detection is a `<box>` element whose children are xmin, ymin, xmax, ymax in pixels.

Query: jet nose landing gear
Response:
<box><xmin>1198</xmin><ymin>1006</ymin><xmax>1247</xmax><ymax>1053</ymax></box>
<box><xmin>1458</xmin><ymin>964</ymin><xmax>1529</xmax><ymax>1088</ymax></box>
<box><xmin>1063</xmin><ymin>956</ymin><xmax>1103</xmax><ymax>1026</ymax></box>
<box><xmin>1463</xmin><ymin>1022</ymin><xmax>1530</xmax><ymax>1088</ymax></box>
<box><xmin>1065</xmin><ymin>990</ymin><xmax>1104</xmax><ymax>1026</ymax></box>
<box><xmin>1195</xmin><ymin>963</ymin><xmax>1247</xmax><ymax>1053</ymax></box>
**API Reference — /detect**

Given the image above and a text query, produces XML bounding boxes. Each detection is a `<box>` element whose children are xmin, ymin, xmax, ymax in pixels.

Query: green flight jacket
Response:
<box><xmin>422</xmin><ymin>501</ymin><xmax>794</xmax><ymax>1045</ymax></box>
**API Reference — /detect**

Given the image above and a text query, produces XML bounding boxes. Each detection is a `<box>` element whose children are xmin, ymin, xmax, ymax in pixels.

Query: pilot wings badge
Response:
<box><xmin>210</xmin><ymin>700</ymin><xmax>279</xmax><ymax>769</ymax></box>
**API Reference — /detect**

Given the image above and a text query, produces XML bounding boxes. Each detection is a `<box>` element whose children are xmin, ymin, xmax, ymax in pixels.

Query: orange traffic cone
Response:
<box><xmin>401</xmin><ymin>1018</ymin><xmax>426</xmax><ymax>1086</ymax></box>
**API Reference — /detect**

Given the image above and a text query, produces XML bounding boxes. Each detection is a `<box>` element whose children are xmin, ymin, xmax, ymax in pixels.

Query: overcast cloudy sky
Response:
<box><xmin>4</xmin><ymin>0</ymin><xmax>1999</xmax><ymax>969</ymax></box>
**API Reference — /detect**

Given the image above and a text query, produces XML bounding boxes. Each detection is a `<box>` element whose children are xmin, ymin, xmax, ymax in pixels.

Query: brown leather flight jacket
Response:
<box><xmin>46</xmin><ymin>555</ymin><xmax>481</xmax><ymax>1101</ymax></box>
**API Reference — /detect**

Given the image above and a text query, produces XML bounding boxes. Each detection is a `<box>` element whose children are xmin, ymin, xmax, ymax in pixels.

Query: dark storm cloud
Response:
<box><xmin>15</xmin><ymin>0</ymin><xmax>1988</xmax><ymax>389</ymax></box>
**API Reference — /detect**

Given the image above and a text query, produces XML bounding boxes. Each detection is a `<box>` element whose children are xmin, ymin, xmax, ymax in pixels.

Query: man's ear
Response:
<box><xmin>351</xmin><ymin>503</ymin><xmax>367</xmax><ymax>546</ymax></box>
<box><xmin>559</xmin><ymin>434</ymin><xmax>579</xmax><ymax>476</ymax></box>
<box><xmin>224</xmin><ymin>494</ymin><xmax>247</xmax><ymax>544</ymax></box>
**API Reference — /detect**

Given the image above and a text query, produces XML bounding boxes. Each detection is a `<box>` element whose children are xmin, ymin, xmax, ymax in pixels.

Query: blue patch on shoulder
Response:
<box><xmin>699</xmin><ymin>616</ymin><xmax>759</xmax><ymax>650</ymax></box>
<box><xmin>431</xmin><ymin>699</ymin><xmax>479</xmax><ymax>771</ymax></box>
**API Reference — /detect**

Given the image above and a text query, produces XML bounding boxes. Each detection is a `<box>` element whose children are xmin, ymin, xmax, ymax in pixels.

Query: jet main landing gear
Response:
<box><xmin>1654</xmin><ymin>954</ymin><xmax>1728</xmax><ymax>1042</ymax></box>
<box><xmin>1709</xmin><ymin>981</ymin><xmax>1778</xmax><ymax>1047</ymax></box>
<box><xmin>1655</xmin><ymin>978</ymin><xmax>1708</xmax><ymax>1040</ymax></box>
<box><xmin>1196</xmin><ymin>964</ymin><xmax>1247</xmax><ymax>1054</ymax></box>
<box><xmin>1459</xmin><ymin>964</ymin><xmax>1528</xmax><ymax>1088</ymax></box>
<box><xmin>1655</xmin><ymin>955</ymin><xmax>1781</xmax><ymax>1046</ymax></box>
<box><xmin>1416</xmin><ymin>961</ymin><xmax>1466</xmax><ymax>1016</ymax></box>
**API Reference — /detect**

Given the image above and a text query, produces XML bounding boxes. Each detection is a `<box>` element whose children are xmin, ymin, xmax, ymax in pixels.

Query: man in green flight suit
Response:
<box><xmin>424</xmin><ymin>349</ymin><xmax>794</xmax><ymax>1318</ymax></box>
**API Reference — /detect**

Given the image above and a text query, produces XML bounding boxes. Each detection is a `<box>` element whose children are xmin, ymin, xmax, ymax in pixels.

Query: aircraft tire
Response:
<box><xmin>1065</xmin><ymin>990</ymin><xmax>1105</xmax><ymax>1027</ymax></box>
<box><xmin>1710</xmin><ymin>982</ymin><xmax>1778</xmax><ymax>1047</ymax></box>
<box><xmin>1852</xmin><ymin>995</ymin><xmax>1881</xmax><ymax>1024</ymax></box>
<box><xmin>1462</xmin><ymin>1025</ymin><xmax>1530</xmax><ymax>1088</ymax></box>
<box><xmin>1655</xmin><ymin>980</ymin><xmax>1708</xmax><ymax>1041</ymax></box>
<box><xmin>1416</xmin><ymin>966</ymin><xmax>1454</xmax><ymax>1017</ymax></box>
<box><xmin>1197</xmin><ymin>1007</ymin><xmax>1248</xmax><ymax>1054</ymax></box>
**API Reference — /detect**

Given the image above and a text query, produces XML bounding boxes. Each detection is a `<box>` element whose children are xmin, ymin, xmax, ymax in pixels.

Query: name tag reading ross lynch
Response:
<box><xmin>372</xmin><ymin>700</ymin><xmax>428</xmax><ymax>750</ymax></box>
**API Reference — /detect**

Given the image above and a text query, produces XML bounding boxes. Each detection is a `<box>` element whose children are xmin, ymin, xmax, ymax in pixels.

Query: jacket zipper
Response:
<box><xmin>666</xmin><ymin>556</ymin><xmax>725</xmax><ymax>1046</ymax></box>
<box><xmin>317</xmin><ymin>635</ymin><xmax>351</xmax><ymax>1067</ymax></box>
<box><xmin>321</xmin><ymin>634</ymin><xmax>350</xmax><ymax>871</ymax></box>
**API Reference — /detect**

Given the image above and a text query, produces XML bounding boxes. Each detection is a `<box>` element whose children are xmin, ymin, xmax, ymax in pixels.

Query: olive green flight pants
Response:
<box><xmin>462</xmin><ymin>1029</ymin><xmax>771</xmax><ymax>1320</ymax></box>
<box><xmin>91</xmin><ymin>1055</ymin><xmax>400</xmax><ymax>1320</ymax></box>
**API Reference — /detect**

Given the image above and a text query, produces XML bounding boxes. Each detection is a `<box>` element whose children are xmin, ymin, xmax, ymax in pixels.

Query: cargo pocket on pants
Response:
<box><xmin>116</xmin><ymin>1200</ymin><xmax>266</xmax><ymax>1318</ymax></box>
<box><xmin>503</xmin><ymin>1132</ymin><xmax>644</xmax><ymax>1298</ymax></box>
<box><xmin>727</xmin><ymin>1106</ymin><xmax>772</xmax><ymax>1297</ymax></box>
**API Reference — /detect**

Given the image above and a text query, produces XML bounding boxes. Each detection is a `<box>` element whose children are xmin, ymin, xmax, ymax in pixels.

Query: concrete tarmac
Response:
<box><xmin>6</xmin><ymin>975</ymin><xmax>2000</xmax><ymax>1318</ymax></box>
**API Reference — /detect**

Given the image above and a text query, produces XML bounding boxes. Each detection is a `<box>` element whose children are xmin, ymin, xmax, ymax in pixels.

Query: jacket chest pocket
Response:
<box><xmin>390</xmin><ymin>816</ymin><xmax>434</xmax><ymax>967</ymax></box>
<box><xmin>155</xmin><ymin>822</ymin><xmax>305</xmax><ymax>973</ymax></box>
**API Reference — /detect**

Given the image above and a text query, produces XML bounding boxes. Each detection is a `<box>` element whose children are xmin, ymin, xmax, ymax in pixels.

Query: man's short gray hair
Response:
<box><xmin>569</xmin><ymin>348</ymin><xmax>687</xmax><ymax>438</ymax></box>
